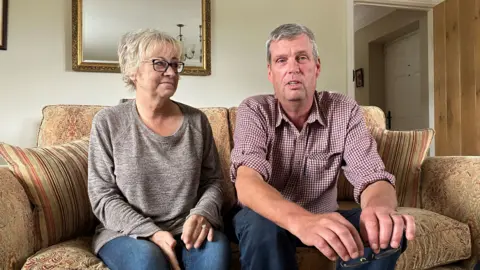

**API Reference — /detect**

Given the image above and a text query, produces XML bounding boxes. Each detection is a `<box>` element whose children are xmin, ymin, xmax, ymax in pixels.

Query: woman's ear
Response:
<box><xmin>129</xmin><ymin>72</ymin><xmax>136</xmax><ymax>84</ymax></box>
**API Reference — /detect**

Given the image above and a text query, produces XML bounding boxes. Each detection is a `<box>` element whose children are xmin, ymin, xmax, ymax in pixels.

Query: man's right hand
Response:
<box><xmin>291</xmin><ymin>213</ymin><xmax>364</xmax><ymax>262</ymax></box>
<box><xmin>149</xmin><ymin>231</ymin><xmax>181</xmax><ymax>270</ymax></box>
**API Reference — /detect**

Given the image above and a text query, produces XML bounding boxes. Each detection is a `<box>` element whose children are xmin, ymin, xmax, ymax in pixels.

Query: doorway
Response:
<box><xmin>346</xmin><ymin>0</ymin><xmax>439</xmax><ymax>153</ymax></box>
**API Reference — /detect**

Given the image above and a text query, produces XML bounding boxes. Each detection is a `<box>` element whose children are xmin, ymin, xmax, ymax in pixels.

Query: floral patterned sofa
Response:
<box><xmin>0</xmin><ymin>104</ymin><xmax>479</xmax><ymax>270</ymax></box>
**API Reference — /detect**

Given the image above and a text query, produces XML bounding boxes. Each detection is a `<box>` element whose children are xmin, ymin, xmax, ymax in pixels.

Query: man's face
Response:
<box><xmin>267</xmin><ymin>34</ymin><xmax>321</xmax><ymax>104</ymax></box>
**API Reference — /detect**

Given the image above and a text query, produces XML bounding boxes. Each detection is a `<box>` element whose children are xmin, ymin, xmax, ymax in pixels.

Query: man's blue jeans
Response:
<box><xmin>97</xmin><ymin>231</ymin><xmax>231</xmax><ymax>270</ymax></box>
<box><xmin>225</xmin><ymin>206</ymin><xmax>407</xmax><ymax>270</ymax></box>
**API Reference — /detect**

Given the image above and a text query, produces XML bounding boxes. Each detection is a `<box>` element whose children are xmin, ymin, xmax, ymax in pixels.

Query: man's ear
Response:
<box><xmin>267</xmin><ymin>63</ymin><xmax>273</xmax><ymax>83</ymax></box>
<box><xmin>315</xmin><ymin>57</ymin><xmax>321</xmax><ymax>77</ymax></box>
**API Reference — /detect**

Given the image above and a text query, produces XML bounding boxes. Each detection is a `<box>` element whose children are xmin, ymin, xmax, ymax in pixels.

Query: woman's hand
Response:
<box><xmin>150</xmin><ymin>231</ymin><xmax>181</xmax><ymax>270</ymax></box>
<box><xmin>181</xmin><ymin>214</ymin><xmax>214</xmax><ymax>250</ymax></box>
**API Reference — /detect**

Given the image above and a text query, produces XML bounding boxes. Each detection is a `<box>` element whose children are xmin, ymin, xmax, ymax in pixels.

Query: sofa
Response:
<box><xmin>0</xmin><ymin>103</ymin><xmax>479</xmax><ymax>270</ymax></box>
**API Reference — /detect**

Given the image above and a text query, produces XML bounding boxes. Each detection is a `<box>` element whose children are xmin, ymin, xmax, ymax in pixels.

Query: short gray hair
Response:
<box><xmin>117</xmin><ymin>28</ymin><xmax>182</xmax><ymax>89</ymax></box>
<box><xmin>266</xmin><ymin>23</ymin><xmax>319</xmax><ymax>63</ymax></box>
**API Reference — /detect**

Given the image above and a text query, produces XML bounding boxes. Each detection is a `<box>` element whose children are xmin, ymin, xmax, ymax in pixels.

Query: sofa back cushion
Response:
<box><xmin>37</xmin><ymin>105</ymin><xmax>107</xmax><ymax>147</ymax></box>
<box><xmin>198</xmin><ymin>108</ymin><xmax>236</xmax><ymax>213</ymax></box>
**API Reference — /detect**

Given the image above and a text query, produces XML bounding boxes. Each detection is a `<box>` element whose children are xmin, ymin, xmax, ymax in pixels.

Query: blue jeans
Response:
<box><xmin>98</xmin><ymin>231</ymin><xmax>231</xmax><ymax>270</ymax></box>
<box><xmin>225</xmin><ymin>206</ymin><xmax>407</xmax><ymax>270</ymax></box>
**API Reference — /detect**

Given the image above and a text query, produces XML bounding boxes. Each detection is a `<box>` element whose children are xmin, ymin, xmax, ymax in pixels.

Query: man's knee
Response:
<box><xmin>233</xmin><ymin>207</ymin><xmax>291</xmax><ymax>246</ymax></box>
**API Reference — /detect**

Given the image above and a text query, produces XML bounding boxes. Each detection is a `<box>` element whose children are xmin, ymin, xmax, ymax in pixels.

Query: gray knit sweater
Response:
<box><xmin>87</xmin><ymin>100</ymin><xmax>224</xmax><ymax>254</ymax></box>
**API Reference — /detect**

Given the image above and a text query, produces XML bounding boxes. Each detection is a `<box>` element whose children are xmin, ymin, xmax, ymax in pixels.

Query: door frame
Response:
<box><xmin>346</xmin><ymin>0</ymin><xmax>443</xmax><ymax>154</ymax></box>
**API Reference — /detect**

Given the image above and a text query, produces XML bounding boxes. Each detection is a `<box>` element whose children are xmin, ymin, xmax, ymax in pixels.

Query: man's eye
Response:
<box><xmin>276</xmin><ymin>58</ymin><xmax>286</xmax><ymax>63</ymax></box>
<box><xmin>298</xmin><ymin>56</ymin><xmax>308</xmax><ymax>61</ymax></box>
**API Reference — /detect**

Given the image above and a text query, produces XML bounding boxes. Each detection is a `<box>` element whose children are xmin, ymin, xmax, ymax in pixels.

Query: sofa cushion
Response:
<box><xmin>199</xmin><ymin>107</ymin><xmax>236</xmax><ymax>213</ymax></box>
<box><xmin>37</xmin><ymin>105</ymin><xmax>106</xmax><ymax>147</ymax></box>
<box><xmin>0</xmin><ymin>138</ymin><xmax>95</xmax><ymax>251</ymax></box>
<box><xmin>396</xmin><ymin>207</ymin><xmax>471</xmax><ymax>269</ymax></box>
<box><xmin>22</xmin><ymin>237</ymin><xmax>107</xmax><ymax>270</ymax></box>
<box><xmin>337</xmin><ymin>128</ymin><xmax>434</xmax><ymax>207</ymax></box>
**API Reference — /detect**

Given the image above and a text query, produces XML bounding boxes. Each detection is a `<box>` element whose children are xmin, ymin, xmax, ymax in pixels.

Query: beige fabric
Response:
<box><xmin>421</xmin><ymin>156</ymin><xmax>480</xmax><ymax>269</ymax></box>
<box><xmin>361</xmin><ymin>106</ymin><xmax>386</xmax><ymax>129</ymax></box>
<box><xmin>22</xmin><ymin>237</ymin><xmax>106</xmax><ymax>270</ymax></box>
<box><xmin>395</xmin><ymin>207</ymin><xmax>470</xmax><ymax>270</ymax></box>
<box><xmin>199</xmin><ymin>108</ymin><xmax>236</xmax><ymax>213</ymax></box>
<box><xmin>428</xmin><ymin>266</ymin><xmax>464</xmax><ymax>270</ymax></box>
<box><xmin>0</xmin><ymin>168</ymin><xmax>36</xmax><ymax>270</ymax></box>
<box><xmin>37</xmin><ymin>105</ymin><xmax>106</xmax><ymax>147</ymax></box>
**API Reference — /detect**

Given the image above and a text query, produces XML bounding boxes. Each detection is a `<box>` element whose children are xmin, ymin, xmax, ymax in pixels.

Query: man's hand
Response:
<box><xmin>360</xmin><ymin>206</ymin><xmax>415</xmax><ymax>253</ymax></box>
<box><xmin>181</xmin><ymin>214</ymin><xmax>214</xmax><ymax>250</ymax></box>
<box><xmin>291</xmin><ymin>213</ymin><xmax>364</xmax><ymax>262</ymax></box>
<box><xmin>149</xmin><ymin>231</ymin><xmax>181</xmax><ymax>270</ymax></box>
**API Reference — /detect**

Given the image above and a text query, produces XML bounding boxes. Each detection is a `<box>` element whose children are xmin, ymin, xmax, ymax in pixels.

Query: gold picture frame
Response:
<box><xmin>72</xmin><ymin>0</ymin><xmax>211</xmax><ymax>76</ymax></box>
<box><xmin>0</xmin><ymin>0</ymin><xmax>8</xmax><ymax>50</ymax></box>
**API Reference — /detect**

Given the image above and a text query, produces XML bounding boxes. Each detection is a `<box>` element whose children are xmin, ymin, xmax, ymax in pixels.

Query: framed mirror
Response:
<box><xmin>72</xmin><ymin>0</ymin><xmax>211</xmax><ymax>76</ymax></box>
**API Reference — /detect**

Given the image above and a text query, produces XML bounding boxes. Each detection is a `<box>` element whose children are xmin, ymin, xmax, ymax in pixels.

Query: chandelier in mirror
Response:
<box><xmin>176</xmin><ymin>24</ymin><xmax>202</xmax><ymax>62</ymax></box>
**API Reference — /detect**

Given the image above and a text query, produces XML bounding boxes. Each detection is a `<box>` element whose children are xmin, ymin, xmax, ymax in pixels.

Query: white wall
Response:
<box><xmin>354</xmin><ymin>5</ymin><xmax>396</xmax><ymax>32</ymax></box>
<box><xmin>0</xmin><ymin>0</ymin><xmax>347</xmax><ymax>164</ymax></box>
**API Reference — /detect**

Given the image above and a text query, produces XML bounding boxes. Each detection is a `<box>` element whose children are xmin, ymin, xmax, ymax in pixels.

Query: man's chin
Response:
<box><xmin>284</xmin><ymin>92</ymin><xmax>306</xmax><ymax>102</ymax></box>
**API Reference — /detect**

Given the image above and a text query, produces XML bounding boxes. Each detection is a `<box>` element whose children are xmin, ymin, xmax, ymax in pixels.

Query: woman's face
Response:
<box><xmin>132</xmin><ymin>43</ymin><xmax>183</xmax><ymax>99</ymax></box>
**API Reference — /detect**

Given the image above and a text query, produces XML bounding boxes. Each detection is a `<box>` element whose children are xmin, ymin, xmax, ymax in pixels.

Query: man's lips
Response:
<box><xmin>285</xmin><ymin>80</ymin><xmax>302</xmax><ymax>87</ymax></box>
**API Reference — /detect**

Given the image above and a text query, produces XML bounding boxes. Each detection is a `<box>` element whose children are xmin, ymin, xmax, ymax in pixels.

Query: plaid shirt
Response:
<box><xmin>230</xmin><ymin>91</ymin><xmax>395</xmax><ymax>213</ymax></box>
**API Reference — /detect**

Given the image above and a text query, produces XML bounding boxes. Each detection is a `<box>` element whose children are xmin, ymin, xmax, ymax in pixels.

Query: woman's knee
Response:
<box><xmin>99</xmin><ymin>236</ymin><xmax>170</xmax><ymax>270</ymax></box>
<box><xmin>190</xmin><ymin>231</ymin><xmax>231</xmax><ymax>269</ymax></box>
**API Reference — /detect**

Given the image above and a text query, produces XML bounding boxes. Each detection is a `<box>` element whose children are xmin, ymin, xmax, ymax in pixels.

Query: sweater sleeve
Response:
<box><xmin>87</xmin><ymin>112</ymin><xmax>161</xmax><ymax>238</ymax></box>
<box><xmin>187</xmin><ymin>113</ymin><xmax>224</xmax><ymax>229</ymax></box>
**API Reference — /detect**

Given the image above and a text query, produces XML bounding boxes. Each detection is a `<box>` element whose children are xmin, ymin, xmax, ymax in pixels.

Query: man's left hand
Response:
<box><xmin>181</xmin><ymin>214</ymin><xmax>214</xmax><ymax>250</ymax></box>
<box><xmin>360</xmin><ymin>206</ymin><xmax>415</xmax><ymax>254</ymax></box>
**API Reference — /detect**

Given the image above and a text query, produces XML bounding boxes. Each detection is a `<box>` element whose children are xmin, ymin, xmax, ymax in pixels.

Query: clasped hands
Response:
<box><xmin>149</xmin><ymin>214</ymin><xmax>214</xmax><ymax>270</ymax></box>
<box><xmin>291</xmin><ymin>206</ymin><xmax>415</xmax><ymax>262</ymax></box>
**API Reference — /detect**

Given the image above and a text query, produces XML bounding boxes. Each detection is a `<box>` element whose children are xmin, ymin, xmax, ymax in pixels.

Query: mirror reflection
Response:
<box><xmin>73</xmin><ymin>0</ymin><xmax>211</xmax><ymax>75</ymax></box>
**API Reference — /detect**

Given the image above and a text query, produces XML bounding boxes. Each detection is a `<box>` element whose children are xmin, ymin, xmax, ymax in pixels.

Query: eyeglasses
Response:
<box><xmin>339</xmin><ymin>246</ymin><xmax>401</xmax><ymax>268</ymax></box>
<box><xmin>145</xmin><ymin>59</ymin><xmax>185</xmax><ymax>73</ymax></box>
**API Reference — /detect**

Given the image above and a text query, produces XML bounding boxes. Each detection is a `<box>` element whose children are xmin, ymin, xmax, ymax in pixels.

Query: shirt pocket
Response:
<box><xmin>304</xmin><ymin>152</ymin><xmax>342</xmax><ymax>187</ymax></box>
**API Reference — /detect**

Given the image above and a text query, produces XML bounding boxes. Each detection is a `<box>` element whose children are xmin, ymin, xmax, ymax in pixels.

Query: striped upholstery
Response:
<box><xmin>0</xmin><ymin>138</ymin><xmax>95</xmax><ymax>251</ymax></box>
<box><xmin>338</xmin><ymin>128</ymin><xmax>434</xmax><ymax>208</ymax></box>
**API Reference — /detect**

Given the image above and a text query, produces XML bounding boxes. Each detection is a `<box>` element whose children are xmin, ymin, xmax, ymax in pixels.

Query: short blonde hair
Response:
<box><xmin>117</xmin><ymin>29</ymin><xmax>183</xmax><ymax>89</ymax></box>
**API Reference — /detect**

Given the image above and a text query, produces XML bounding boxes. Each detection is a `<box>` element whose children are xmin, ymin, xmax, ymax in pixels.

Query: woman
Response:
<box><xmin>87</xmin><ymin>29</ymin><xmax>230</xmax><ymax>270</ymax></box>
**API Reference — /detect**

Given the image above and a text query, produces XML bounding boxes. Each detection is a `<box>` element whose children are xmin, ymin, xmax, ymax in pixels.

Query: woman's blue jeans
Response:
<box><xmin>98</xmin><ymin>230</ymin><xmax>231</xmax><ymax>270</ymax></box>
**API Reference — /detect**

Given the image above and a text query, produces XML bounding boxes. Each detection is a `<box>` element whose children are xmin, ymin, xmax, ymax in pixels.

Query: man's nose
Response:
<box><xmin>287</xmin><ymin>59</ymin><xmax>300</xmax><ymax>73</ymax></box>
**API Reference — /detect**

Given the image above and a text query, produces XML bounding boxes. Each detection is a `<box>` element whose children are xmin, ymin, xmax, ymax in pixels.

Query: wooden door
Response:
<box><xmin>434</xmin><ymin>0</ymin><xmax>480</xmax><ymax>155</ymax></box>
<box><xmin>385</xmin><ymin>31</ymin><xmax>424</xmax><ymax>131</ymax></box>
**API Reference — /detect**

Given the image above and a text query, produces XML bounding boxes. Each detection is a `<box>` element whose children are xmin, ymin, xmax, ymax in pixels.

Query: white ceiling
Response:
<box><xmin>354</xmin><ymin>5</ymin><xmax>396</xmax><ymax>32</ymax></box>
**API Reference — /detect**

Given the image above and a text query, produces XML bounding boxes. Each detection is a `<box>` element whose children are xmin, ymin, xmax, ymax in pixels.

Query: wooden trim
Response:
<box><xmin>346</xmin><ymin>0</ymin><xmax>355</xmax><ymax>99</ymax></box>
<box><xmin>355</xmin><ymin>0</ymin><xmax>443</xmax><ymax>9</ymax></box>
<box><xmin>0</xmin><ymin>0</ymin><xmax>8</xmax><ymax>50</ymax></box>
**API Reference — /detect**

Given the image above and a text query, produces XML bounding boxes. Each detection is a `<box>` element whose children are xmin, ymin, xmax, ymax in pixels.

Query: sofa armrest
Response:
<box><xmin>421</xmin><ymin>156</ymin><xmax>480</xmax><ymax>269</ymax></box>
<box><xmin>0</xmin><ymin>167</ymin><xmax>35</xmax><ymax>269</ymax></box>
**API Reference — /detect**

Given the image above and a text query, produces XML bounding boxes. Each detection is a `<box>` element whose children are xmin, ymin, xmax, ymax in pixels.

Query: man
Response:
<box><xmin>227</xmin><ymin>23</ymin><xmax>415</xmax><ymax>270</ymax></box>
